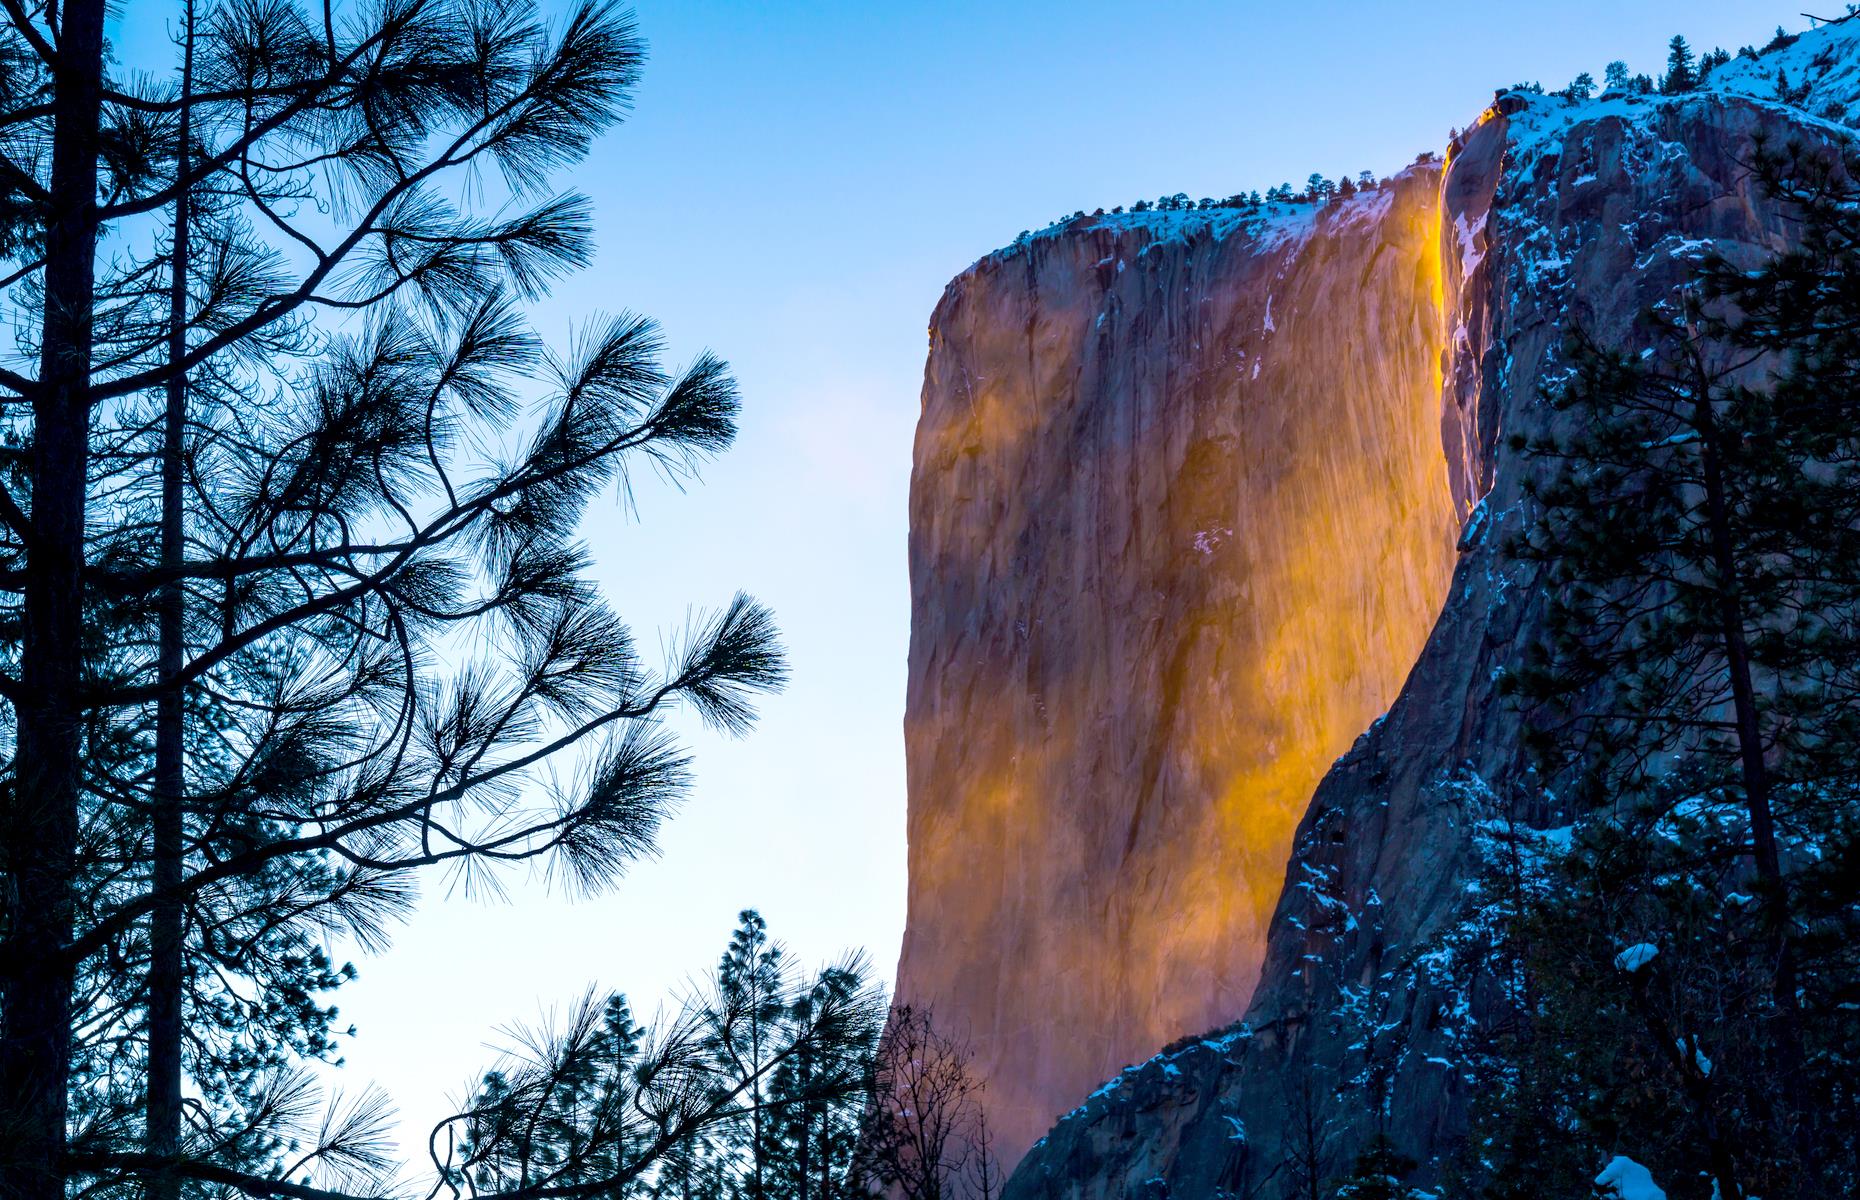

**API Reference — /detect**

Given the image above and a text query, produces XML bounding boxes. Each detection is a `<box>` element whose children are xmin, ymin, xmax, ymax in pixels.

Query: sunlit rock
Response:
<box><xmin>899</xmin><ymin>163</ymin><xmax>1464</xmax><ymax>1171</ymax></box>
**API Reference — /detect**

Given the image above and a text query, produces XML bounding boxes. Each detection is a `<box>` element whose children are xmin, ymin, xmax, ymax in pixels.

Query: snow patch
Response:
<box><xmin>1595</xmin><ymin>1155</ymin><xmax>1668</xmax><ymax>1200</ymax></box>
<box><xmin>1193</xmin><ymin>526</ymin><xmax>1233</xmax><ymax>557</ymax></box>
<box><xmin>1614</xmin><ymin>943</ymin><xmax>1659</xmax><ymax>972</ymax></box>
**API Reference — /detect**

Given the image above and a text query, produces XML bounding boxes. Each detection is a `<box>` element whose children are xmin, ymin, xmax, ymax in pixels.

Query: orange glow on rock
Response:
<box><xmin>897</xmin><ymin>162</ymin><xmax>1466</xmax><ymax>1173</ymax></box>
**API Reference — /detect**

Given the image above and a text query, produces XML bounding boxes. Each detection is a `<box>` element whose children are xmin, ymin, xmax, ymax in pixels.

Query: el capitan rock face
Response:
<box><xmin>993</xmin><ymin>31</ymin><xmax>1860</xmax><ymax>1200</ymax></box>
<box><xmin>899</xmin><ymin>165</ymin><xmax>1464</xmax><ymax>1168</ymax></box>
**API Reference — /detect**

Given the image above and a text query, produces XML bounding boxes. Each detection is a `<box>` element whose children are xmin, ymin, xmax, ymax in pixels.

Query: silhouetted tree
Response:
<box><xmin>1698</xmin><ymin>47</ymin><xmax>1732</xmax><ymax>85</ymax></box>
<box><xmin>711</xmin><ymin>911</ymin><xmax>789</xmax><ymax>1199</ymax></box>
<box><xmin>1332</xmin><ymin>1134</ymin><xmax>1420</xmax><ymax>1200</ymax></box>
<box><xmin>457</xmin><ymin>915</ymin><xmax>884</xmax><ymax>1200</ymax></box>
<box><xmin>1277</xmin><ymin>1074</ymin><xmax>1337</xmax><ymax>1200</ymax></box>
<box><xmin>1661</xmin><ymin>35</ymin><xmax>1696</xmax><ymax>93</ymax></box>
<box><xmin>0</xmin><ymin>3</ymin><xmax>861</xmax><ymax>1200</ymax></box>
<box><xmin>965</xmin><ymin>1109</ymin><xmax>1003</xmax><ymax>1200</ymax></box>
<box><xmin>854</xmin><ymin>1007</ymin><xmax>986</xmax><ymax>1200</ymax></box>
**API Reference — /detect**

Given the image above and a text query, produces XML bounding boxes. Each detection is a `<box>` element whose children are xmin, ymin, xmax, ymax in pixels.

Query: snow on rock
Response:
<box><xmin>1615</xmin><ymin>943</ymin><xmax>1660</xmax><ymax>972</ymax></box>
<box><xmin>1677</xmin><ymin>1037</ymin><xmax>1713</xmax><ymax>1077</ymax></box>
<box><xmin>1498</xmin><ymin>16</ymin><xmax>1860</xmax><ymax>177</ymax></box>
<box><xmin>983</xmin><ymin>200</ymin><xmax>1322</xmax><ymax>276</ymax></box>
<box><xmin>1713</xmin><ymin>18</ymin><xmax>1860</xmax><ymax>122</ymax></box>
<box><xmin>1595</xmin><ymin>1156</ymin><xmax>1669</xmax><ymax>1200</ymax></box>
<box><xmin>980</xmin><ymin>176</ymin><xmax>1415</xmax><ymax>281</ymax></box>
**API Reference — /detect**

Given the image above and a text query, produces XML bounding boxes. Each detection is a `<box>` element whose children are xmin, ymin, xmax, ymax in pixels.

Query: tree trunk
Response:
<box><xmin>1632</xmin><ymin>979</ymin><xmax>1743</xmax><ymax>1199</ymax></box>
<box><xmin>148</xmin><ymin>6</ymin><xmax>196</xmax><ymax>1198</ymax></box>
<box><xmin>0</xmin><ymin>1</ymin><xmax>106</xmax><ymax>1197</ymax></box>
<box><xmin>794</xmin><ymin>1102</ymin><xmax>810</xmax><ymax>1200</ymax></box>
<box><xmin>1692</xmin><ymin>363</ymin><xmax>1811</xmax><ymax>1172</ymax></box>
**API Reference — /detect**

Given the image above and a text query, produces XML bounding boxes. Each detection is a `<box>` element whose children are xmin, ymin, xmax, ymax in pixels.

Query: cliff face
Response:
<box><xmin>992</xmin><ymin>30</ymin><xmax>1860</xmax><ymax>1200</ymax></box>
<box><xmin>900</xmin><ymin>168</ymin><xmax>1464</xmax><ymax>1167</ymax></box>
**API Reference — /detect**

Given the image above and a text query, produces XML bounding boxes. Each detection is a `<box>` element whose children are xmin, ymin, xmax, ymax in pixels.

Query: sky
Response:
<box><xmin>116</xmin><ymin>0</ymin><xmax>1823</xmax><ymax>1162</ymax></box>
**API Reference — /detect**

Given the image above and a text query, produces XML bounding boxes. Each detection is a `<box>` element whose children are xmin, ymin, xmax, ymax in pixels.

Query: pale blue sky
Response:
<box><xmin>118</xmin><ymin>0</ymin><xmax>1818</xmax><ymax>1159</ymax></box>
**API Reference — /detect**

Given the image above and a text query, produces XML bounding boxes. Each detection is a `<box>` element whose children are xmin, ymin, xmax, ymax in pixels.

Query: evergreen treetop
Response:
<box><xmin>1662</xmin><ymin>33</ymin><xmax>1697</xmax><ymax>92</ymax></box>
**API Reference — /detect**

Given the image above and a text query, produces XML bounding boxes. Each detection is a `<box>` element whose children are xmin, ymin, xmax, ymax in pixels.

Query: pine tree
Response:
<box><xmin>1567</xmin><ymin>71</ymin><xmax>1597</xmax><ymax>101</ymax></box>
<box><xmin>966</xmin><ymin>1109</ymin><xmax>1003</xmax><ymax>1200</ymax></box>
<box><xmin>1496</xmin><ymin>142</ymin><xmax>1860</xmax><ymax>1199</ymax></box>
<box><xmin>1275</xmin><ymin>1074</ymin><xmax>1337</xmax><ymax>1200</ymax></box>
<box><xmin>1661</xmin><ymin>34</ymin><xmax>1696</xmax><ymax>93</ymax></box>
<box><xmin>459</xmin><ymin>914</ymin><xmax>883</xmax><ymax>1200</ymax></box>
<box><xmin>711</xmin><ymin>910</ymin><xmax>789</xmax><ymax>1200</ymax></box>
<box><xmin>1332</xmin><ymin>1134</ymin><xmax>1420</xmax><ymax>1200</ymax></box>
<box><xmin>0</xmin><ymin>3</ymin><xmax>907</xmax><ymax>1199</ymax></box>
<box><xmin>147</xmin><ymin>5</ymin><xmax>199</xmax><ymax>1195</ymax></box>
<box><xmin>1605</xmin><ymin>61</ymin><xmax>1632</xmax><ymax>92</ymax></box>
<box><xmin>767</xmin><ymin>964</ymin><xmax>878</xmax><ymax>1200</ymax></box>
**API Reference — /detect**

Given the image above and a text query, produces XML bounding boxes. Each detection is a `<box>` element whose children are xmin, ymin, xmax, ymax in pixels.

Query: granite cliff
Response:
<box><xmin>900</xmin><ymin>156</ymin><xmax>1463</xmax><ymax>1169</ymax></box>
<box><xmin>898</xmin><ymin>20</ymin><xmax>1860</xmax><ymax>1198</ymax></box>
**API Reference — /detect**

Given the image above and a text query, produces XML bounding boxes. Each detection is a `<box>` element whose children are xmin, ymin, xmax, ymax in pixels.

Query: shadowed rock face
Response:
<box><xmin>899</xmin><ymin>165</ymin><xmax>1464</xmax><ymax>1169</ymax></box>
<box><xmin>996</xmin><ymin>78</ymin><xmax>1851</xmax><ymax>1200</ymax></box>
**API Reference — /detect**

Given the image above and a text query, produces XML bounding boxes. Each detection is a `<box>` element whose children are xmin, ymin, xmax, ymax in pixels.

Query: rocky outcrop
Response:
<box><xmin>899</xmin><ymin>167</ymin><xmax>1464</xmax><ymax>1167</ymax></box>
<box><xmin>996</xmin><ymin>29</ymin><xmax>1860</xmax><ymax>1200</ymax></box>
